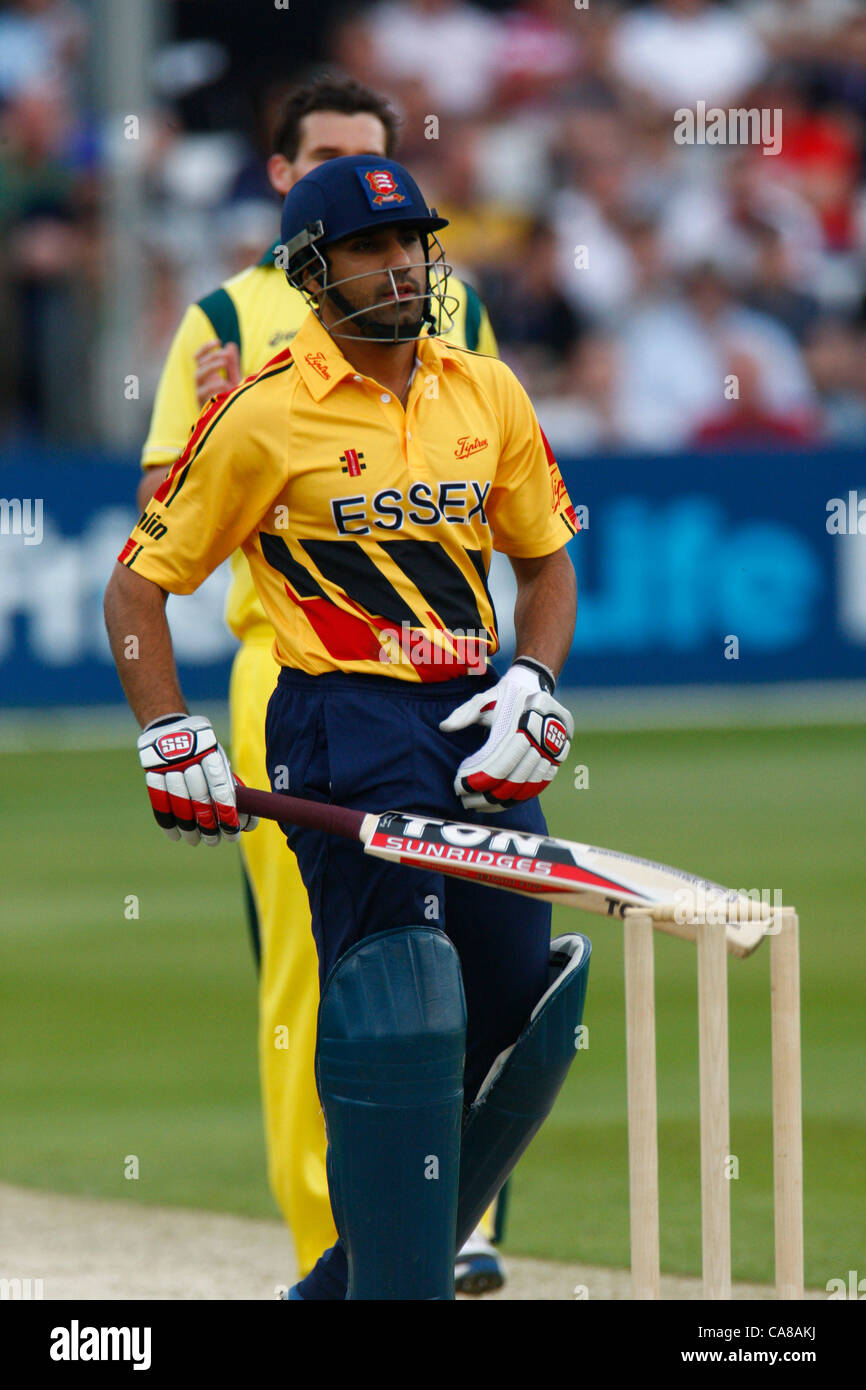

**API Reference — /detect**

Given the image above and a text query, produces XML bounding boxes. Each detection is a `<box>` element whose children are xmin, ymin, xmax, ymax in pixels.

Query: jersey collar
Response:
<box><xmin>291</xmin><ymin>312</ymin><xmax>366</xmax><ymax>399</ymax></box>
<box><xmin>291</xmin><ymin>309</ymin><xmax>470</xmax><ymax>401</ymax></box>
<box><xmin>416</xmin><ymin>332</ymin><xmax>472</xmax><ymax>380</ymax></box>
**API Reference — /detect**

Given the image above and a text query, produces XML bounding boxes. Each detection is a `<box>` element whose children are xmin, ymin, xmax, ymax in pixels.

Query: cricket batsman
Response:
<box><xmin>105</xmin><ymin>154</ymin><xmax>589</xmax><ymax>1299</ymax></box>
<box><xmin>135</xmin><ymin>75</ymin><xmax>505</xmax><ymax>1292</ymax></box>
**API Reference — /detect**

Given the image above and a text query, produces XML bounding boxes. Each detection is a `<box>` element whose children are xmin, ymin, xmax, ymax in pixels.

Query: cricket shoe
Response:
<box><xmin>454</xmin><ymin>1229</ymin><xmax>506</xmax><ymax>1296</ymax></box>
<box><xmin>282</xmin><ymin>1233</ymin><xmax>505</xmax><ymax>1299</ymax></box>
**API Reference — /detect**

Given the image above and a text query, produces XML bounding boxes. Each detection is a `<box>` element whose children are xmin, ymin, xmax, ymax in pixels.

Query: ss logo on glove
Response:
<box><xmin>537</xmin><ymin>715</ymin><xmax>569</xmax><ymax>758</ymax></box>
<box><xmin>153</xmin><ymin>730</ymin><xmax>196</xmax><ymax>759</ymax></box>
<box><xmin>137</xmin><ymin>713</ymin><xmax>257</xmax><ymax>846</ymax></box>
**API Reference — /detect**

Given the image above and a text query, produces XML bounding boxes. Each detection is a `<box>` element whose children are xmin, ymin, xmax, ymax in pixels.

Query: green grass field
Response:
<box><xmin>1</xmin><ymin>722</ymin><xmax>863</xmax><ymax>1290</ymax></box>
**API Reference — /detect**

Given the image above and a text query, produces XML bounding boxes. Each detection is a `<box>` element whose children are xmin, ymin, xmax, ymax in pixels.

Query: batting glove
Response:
<box><xmin>439</xmin><ymin>657</ymin><xmax>573</xmax><ymax>811</ymax></box>
<box><xmin>137</xmin><ymin>713</ymin><xmax>257</xmax><ymax>846</ymax></box>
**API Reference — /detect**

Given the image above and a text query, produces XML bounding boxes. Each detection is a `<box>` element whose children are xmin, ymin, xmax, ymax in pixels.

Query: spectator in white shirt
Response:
<box><xmin>614</xmin><ymin>259</ymin><xmax>816</xmax><ymax>450</ymax></box>
<box><xmin>611</xmin><ymin>0</ymin><xmax>767</xmax><ymax>111</ymax></box>
<box><xmin>366</xmin><ymin>0</ymin><xmax>503</xmax><ymax>117</ymax></box>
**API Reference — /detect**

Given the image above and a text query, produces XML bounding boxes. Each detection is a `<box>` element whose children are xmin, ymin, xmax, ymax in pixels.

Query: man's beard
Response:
<box><xmin>325</xmin><ymin>282</ymin><xmax>431</xmax><ymax>342</ymax></box>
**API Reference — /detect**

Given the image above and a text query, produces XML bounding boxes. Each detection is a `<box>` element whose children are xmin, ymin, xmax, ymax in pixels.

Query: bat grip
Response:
<box><xmin>235</xmin><ymin>784</ymin><xmax>364</xmax><ymax>841</ymax></box>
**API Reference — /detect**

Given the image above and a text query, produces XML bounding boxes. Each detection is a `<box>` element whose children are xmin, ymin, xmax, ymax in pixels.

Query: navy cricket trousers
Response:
<box><xmin>265</xmin><ymin>667</ymin><xmax>553</xmax><ymax>1103</ymax></box>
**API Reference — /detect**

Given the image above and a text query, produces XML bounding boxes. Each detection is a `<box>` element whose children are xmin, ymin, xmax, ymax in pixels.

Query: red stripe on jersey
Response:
<box><xmin>539</xmin><ymin>426</ymin><xmax>580</xmax><ymax>534</ymax></box>
<box><xmin>539</xmin><ymin>425</ymin><xmax>558</xmax><ymax>471</ymax></box>
<box><xmin>155</xmin><ymin>347</ymin><xmax>296</xmax><ymax>508</ymax></box>
<box><xmin>341</xmin><ymin>596</ymin><xmax>472</xmax><ymax>682</ymax></box>
<box><xmin>282</xmin><ymin>584</ymin><xmax>473</xmax><ymax>682</ymax></box>
<box><xmin>155</xmin><ymin>393</ymin><xmax>232</xmax><ymax>508</ymax></box>
<box><xmin>426</xmin><ymin>610</ymin><xmax>490</xmax><ymax>672</ymax></box>
<box><xmin>344</xmin><ymin>448</ymin><xmax>362</xmax><ymax>478</ymax></box>
<box><xmin>283</xmin><ymin>584</ymin><xmax>385</xmax><ymax>663</ymax></box>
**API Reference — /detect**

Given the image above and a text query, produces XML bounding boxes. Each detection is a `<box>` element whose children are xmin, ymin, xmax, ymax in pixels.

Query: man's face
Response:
<box><xmin>314</xmin><ymin>225</ymin><xmax>429</xmax><ymax>341</ymax></box>
<box><xmin>268</xmin><ymin>110</ymin><xmax>389</xmax><ymax>195</ymax></box>
<box><xmin>292</xmin><ymin>110</ymin><xmax>388</xmax><ymax>180</ymax></box>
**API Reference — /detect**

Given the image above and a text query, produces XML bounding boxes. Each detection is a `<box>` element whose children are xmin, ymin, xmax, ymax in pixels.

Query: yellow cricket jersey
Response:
<box><xmin>122</xmin><ymin>311</ymin><xmax>578</xmax><ymax>683</ymax></box>
<box><xmin>141</xmin><ymin>242</ymin><xmax>500</xmax><ymax>645</ymax></box>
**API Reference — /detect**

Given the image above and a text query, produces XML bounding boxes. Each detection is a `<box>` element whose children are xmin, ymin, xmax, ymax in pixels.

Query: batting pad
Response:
<box><xmin>316</xmin><ymin>926</ymin><xmax>467</xmax><ymax>1300</ymax></box>
<box><xmin>456</xmin><ymin>933</ymin><xmax>591</xmax><ymax>1250</ymax></box>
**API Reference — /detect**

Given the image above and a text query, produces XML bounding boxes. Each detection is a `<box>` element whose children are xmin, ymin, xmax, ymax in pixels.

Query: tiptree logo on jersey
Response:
<box><xmin>454</xmin><ymin>436</ymin><xmax>488</xmax><ymax>460</ymax></box>
<box><xmin>305</xmin><ymin>352</ymin><xmax>330</xmax><ymax>380</ymax></box>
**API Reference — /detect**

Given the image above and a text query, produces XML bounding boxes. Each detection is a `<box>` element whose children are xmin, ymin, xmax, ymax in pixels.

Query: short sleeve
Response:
<box><xmin>120</xmin><ymin>373</ymin><xmax>291</xmax><ymax>594</ymax></box>
<box><xmin>486</xmin><ymin>367</ymin><xmax>579</xmax><ymax>557</ymax></box>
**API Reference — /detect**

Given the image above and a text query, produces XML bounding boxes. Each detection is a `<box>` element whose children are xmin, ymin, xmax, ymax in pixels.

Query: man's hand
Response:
<box><xmin>194</xmin><ymin>338</ymin><xmax>241</xmax><ymax>407</ymax></box>
<box><xmin>135</xmin><ymin>339</ymin><xmax>242</xmax><ymax>510</ymax></box>
<box><xmin>137</xmin><ymin>713</ymin><xmax>257</xmax><ymax>846</ymax></box>
<box><xmin>439</xmin><ymin>658</ymin><xmax>573</xmax><ymax>811</ymax></box>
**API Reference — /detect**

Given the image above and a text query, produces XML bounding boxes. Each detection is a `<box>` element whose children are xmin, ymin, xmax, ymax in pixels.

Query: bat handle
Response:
<box><xmin>236</xmin><ymin>784</ymin><xmax>364</xmax><ymax>842</ymax></box>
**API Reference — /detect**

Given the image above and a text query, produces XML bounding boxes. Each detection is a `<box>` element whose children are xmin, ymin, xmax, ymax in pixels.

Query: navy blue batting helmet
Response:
<box><xmin>280</xmin><ymin>155</ymin><xmax>448</xmax><ymax>255</ymax></box>
<box><xmin>278</xmin><ymin>156</ymin><xmax>453</xmax><ymax>343</ymax></box>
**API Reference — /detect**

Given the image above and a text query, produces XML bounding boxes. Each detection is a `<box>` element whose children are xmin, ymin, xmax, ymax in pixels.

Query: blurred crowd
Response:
<box><xmin>2</xmin><ymin>0</ymin><xmax>866</xmax><ymax>453</ymax></box>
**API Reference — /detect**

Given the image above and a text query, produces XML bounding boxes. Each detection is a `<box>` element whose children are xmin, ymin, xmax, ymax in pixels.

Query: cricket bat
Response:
<box><xmin>235</xmin><ymin>786</ymin><xmax>771</xmax><ymax>957</ymax></box>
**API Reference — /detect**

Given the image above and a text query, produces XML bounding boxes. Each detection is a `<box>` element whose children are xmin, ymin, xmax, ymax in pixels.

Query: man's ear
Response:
<box><xmin>268</xmin><ymin>154</ymin><xmax>294</xmax><ymax>195</ymax></box>
<box><xmin>298</xmin><ymin>263</ymin><xmax>325</xmax><ymax>302</ymax></box>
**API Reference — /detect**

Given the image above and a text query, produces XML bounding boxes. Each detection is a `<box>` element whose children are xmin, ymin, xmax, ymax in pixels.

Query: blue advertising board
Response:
<box><xmin>0</xmin><ymin>447</ymin><xmax>863</xmax><ymax>707</ymax></box>
<box><xmin>562</xmin><ymin>447</ymin><xmax>866</xmax><ymax>686</ymax></box>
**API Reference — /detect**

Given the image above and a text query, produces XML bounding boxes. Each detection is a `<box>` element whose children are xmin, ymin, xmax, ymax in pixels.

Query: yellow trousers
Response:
<box><xmin>230</xmin><ymin>637</ymin><xmax>337</xmax><ymax>1275</ymax></box>
<box><xmin>230</xmin><ymin>636</ymin><xmax>495</xmax><ymax>1276</ymax></box>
